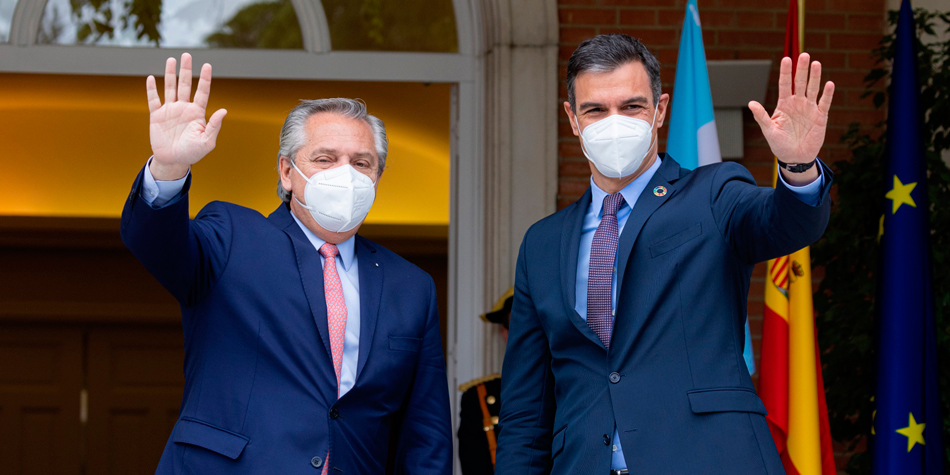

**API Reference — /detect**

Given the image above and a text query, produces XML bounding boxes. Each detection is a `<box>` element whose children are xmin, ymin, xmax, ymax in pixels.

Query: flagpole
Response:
<box><xmin>799</xmin><ymin>0</ymin><xmax>805</xmax><ymax>51</ymax></box>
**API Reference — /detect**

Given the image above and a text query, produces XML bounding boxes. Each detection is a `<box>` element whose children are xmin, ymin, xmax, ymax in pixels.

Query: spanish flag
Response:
<box><xmin>756</xmin><ymin>1</ymin><xmax>837</xmax><ymax>474</ymax></box>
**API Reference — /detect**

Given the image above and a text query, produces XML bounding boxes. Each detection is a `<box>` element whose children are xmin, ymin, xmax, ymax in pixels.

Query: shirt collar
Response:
<box><xmin>589</xmin><ymin>155</ymin><xmax>662</xmax><ymax>216</ymax></box>
<box><xmin>290</xmin><ymin>210</ymin><xmax>356</xmax><ymax>271</ymax></box>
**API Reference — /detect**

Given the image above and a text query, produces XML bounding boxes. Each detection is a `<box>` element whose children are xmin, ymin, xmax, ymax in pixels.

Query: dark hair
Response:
<box><xmin>566</xmin><ymin>34</ymin><xmax>662</xmax><ymax>112</ymax></box>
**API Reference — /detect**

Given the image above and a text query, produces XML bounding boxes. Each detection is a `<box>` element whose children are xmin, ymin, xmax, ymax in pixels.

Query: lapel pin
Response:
<box><xmin>653</xmin><ymin>185</ymin><xmax>667</xmax><ymax>197</ymax></box>
<box><xmin>374</xmin><ymin>262</ymin><xmax>379</xmax><ymax>267</ymax></box>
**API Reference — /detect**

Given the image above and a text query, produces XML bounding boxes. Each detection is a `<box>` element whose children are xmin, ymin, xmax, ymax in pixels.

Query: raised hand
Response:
<box><xmin>748</xmin><ymin>53</ymin><xmax>835</xmax><ymax>182</ymax></box>
<box><xmin>146</xmin><ymin>53</ymin><xmax>227</xmax><ymax>180</ymax></box>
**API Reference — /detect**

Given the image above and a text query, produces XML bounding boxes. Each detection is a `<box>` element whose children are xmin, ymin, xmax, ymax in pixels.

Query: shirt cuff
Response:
<box><xmin>142</xmin><ymin>157</ymin><xmax>189</xmax><ymax>208</ymax></box>
<box><xmin>777</xmin><ymin>159</ymin><xmax>824</xmax><ymax>207</ymax></box>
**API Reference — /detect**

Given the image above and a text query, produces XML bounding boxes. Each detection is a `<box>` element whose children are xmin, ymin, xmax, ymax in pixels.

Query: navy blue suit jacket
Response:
<box><xmin>496</xmin><ymin>155</ymin><xmax>832</xmax><ymax>474</ymax></box>
<box><xmin>120</xmin><ymin>168</ymin><xmax>452</xmax><ymax>474</ymax></box>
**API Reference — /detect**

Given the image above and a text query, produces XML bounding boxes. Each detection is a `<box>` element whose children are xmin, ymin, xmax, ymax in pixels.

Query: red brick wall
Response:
<box><xmin>556</xmin><ymin>0</ymin><xmax>887</xmax><ymax>471</ymax></box>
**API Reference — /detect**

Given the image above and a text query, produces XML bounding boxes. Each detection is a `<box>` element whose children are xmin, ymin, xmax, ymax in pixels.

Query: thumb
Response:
<box><xmin>748</xmin><ymin>101</ymin><xmax>771</xmax><ymax>134</ymax></box>
<box><xmin>204</xmin><ymin>108</ymin><xmax>228</xmax><ymax>144</ymax></box>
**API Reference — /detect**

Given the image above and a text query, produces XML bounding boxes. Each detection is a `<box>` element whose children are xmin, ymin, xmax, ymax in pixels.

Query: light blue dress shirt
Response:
<box><xmin>573</xmin><ymin>156</ymin><xmax>823</xmax><ymax>469</ymax></box>
<box><xmin>142</xmin><ymin>158</ymin><xmax>362</xmax><ymax>397</ymax></box>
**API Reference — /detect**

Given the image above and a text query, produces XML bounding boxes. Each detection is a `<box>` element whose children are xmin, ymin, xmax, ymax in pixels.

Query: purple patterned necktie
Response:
<box><xmin>587</xmin><ymin>193</ymin><xmax>626</xmax><ymax>348</ymax></box>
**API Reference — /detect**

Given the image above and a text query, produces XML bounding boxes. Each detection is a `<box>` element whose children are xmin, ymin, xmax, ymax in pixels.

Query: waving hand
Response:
<box><xmin>146</xmin><ymin>53</ymin><xmax>227</xmax><ymax>180</ymax></box>
<box><xmin>748</xmin><ymin>53</ymin><xmax>834</xmax><ymax>183</ymax></box>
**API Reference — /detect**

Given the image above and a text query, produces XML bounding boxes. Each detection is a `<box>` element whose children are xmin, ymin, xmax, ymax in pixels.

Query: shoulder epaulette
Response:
<box><xmin>458</xmin><ymin>373</ymin><xmax>501</xmax><ymax>392</ymax></box>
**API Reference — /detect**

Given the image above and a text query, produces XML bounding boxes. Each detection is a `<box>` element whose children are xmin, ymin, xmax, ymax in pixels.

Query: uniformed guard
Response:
<box><xmin>457</xmin><ymin>288</ymin><xmax>512</xmax><ymax>474</ymax></box>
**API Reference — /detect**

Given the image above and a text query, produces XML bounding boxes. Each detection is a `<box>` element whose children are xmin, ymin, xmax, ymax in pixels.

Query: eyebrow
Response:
<box><xmin>578</xmin><ymin>96</ymin><xmax>650</xmax><ymax>112</ymax></box>
<box><xmin>308</xmin><ymin>148</ymin><xmax>377</xmax><ymax>162</ymax></box>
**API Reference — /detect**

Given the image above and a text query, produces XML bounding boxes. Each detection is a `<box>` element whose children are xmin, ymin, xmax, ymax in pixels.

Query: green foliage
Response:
<box><xmin>204</xmin><ymin>0</ymin><xmax>302</xmax><ymax>50</ymax></box>
<box><xmin>63</xmin><ymin>0</ymin><xmax>302</xmax><ymax>49</ymax></box>
<box><xmin>321</xmin><ymin>0</ymin><xmax>458</xmax><ymax>52</ymax></box>
<box><xmin>69</xmin><ymin>0</ymin><xmax>163</xmax><ymax>46</ymax></box>
<box><xmin>812</xmin><ymin>8</ymin><xmax>950</xmax><ymax>474</ymax></box>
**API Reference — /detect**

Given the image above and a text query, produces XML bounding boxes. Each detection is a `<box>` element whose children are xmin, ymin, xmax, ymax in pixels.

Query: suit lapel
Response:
<box><xmin>354</xmin><ymin>236</ymin><xmax>381</xmax><ymax>382</ymax></box>
<box><xmin>560</xmin><ymin>188</ymin><xmax>604</xmax><ymax>347</ymax></box>
<box><xmin>269</xmin><ymin>205</ymin><xmax>333</xmax><ymax>363</ymax></box>
<box><xmin>615</xmin><ymin>155</ymin><xmax>681</xmax><ymax>294</ymax></box>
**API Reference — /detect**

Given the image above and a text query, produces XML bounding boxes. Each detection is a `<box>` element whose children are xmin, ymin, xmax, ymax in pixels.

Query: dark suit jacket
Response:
<box><xmin>120</xmin><ymin>167</ymin><xmax>452</xmax><ymax>475</ymax></box>
<box><xmin>496</xmin><ymin>155</ymin><xmax>832</xmax><ymax>474</ymax></box>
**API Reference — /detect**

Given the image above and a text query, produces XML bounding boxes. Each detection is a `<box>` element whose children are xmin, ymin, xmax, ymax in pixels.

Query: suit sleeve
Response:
<box><xmin>495</xmin><ymin>237</ymin><xmax>556</xmax><ymax>475</ymax></box>
<box><xmin>710</xmin><ymin>160</ymin><xmax>833</xmax><ymax>264</ymax></box>
<box><xmin>394</xmin><ymin>276</ymin><xmax>453</xmax><ymax>475</ymax></box>
<box><xmin>120</xmin><ymin>166</ymin><xmax>232</xmax><ymax>307</ymax></box>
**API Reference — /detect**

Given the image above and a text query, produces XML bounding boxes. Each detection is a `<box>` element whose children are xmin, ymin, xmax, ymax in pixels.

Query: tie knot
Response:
<box><xmin>319</xmin><ymin>243</ymin><xmax>339</xmax><ymax>259</ymax></box>
<box><xmin>603</xmin><ymin>193</ymin><xmax>625</xmax><ymax>217</ymax></box>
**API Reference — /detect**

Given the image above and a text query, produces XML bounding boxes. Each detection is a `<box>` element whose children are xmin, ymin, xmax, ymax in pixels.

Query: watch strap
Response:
<box><xmin>777</xmin><ymin>158</ymin><xmax>817</xmax><ymax>173</ymax></box>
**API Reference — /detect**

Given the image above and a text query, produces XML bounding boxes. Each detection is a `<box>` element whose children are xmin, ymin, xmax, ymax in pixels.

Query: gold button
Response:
<box><xmin>491</xmin><ymin>416</ymin><xmax>499</xmax><ymax>425</ymax></box>
<box><xmin>486</xmin><ymin>395</ymin><xmax>496</xmax><ymax>405</ymax></box>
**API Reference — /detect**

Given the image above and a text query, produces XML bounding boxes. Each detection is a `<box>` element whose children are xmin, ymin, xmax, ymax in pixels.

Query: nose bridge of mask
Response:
<box><xmin>291</xmin><ymin>160</ymin><xmax>376</xmax><ymax>187</ymax></box>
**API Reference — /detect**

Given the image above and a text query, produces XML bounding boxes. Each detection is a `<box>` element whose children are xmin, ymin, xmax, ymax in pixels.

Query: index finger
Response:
<box><xmin>818</xmin><ymin>81</ymin><xmax>835</xmax><ymax>115</ymax></box>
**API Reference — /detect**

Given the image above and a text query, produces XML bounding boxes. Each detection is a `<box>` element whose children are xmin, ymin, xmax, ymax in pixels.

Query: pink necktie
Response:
<box><xmin>319</xmin><ymin>243</ymin><xmax>347</xmax><ymax>391</ymax></box>
<box><xmin>319</xmin><ymin>243</ymin><xmax>346</xmax><ymax>475</ymax></box>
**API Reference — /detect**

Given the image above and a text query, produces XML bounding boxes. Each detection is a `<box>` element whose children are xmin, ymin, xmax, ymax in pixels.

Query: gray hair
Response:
<box><xmin>566</xmin><ymin>34</ymin><xmax>662</xmax><ymax>112</ymax></box>
<box><xmin>276</xmin><ymin>98</ymin><xmax>388</xmax><ymax>203</ymax></box>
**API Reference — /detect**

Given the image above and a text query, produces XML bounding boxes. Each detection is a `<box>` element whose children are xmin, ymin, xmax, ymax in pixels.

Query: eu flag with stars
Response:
<box><xmin>873</xmin><ymin>1</ymin><xmax>944</xmax><ymax>473</ymax></box>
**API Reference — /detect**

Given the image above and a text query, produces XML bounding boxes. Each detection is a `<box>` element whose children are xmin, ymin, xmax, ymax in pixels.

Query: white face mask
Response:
<box><xmin>576</xmin><ymin>108</ymin><xmax>658</xmax><ymax>179</ymax></box>
<box><xmin>290</xmin><ymin>162</ymin><xmax>376</xmax><ymax>233</ymax></box>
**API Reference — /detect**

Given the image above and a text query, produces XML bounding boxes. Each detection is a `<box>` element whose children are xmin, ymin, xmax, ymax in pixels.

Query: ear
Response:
<box><xmin>278</xmin><ymin>156</ymin><xmax>295</xmax><ymax>194</ymax></box>
<box><xmin>563</xmin><ymin>101</ymin><xmax>580</xmax><ymax>136</ymax></box>
<box><xmin>656</xmin><ymin>93</ymin><xmax>671</xmax><ymax>128</ymax></box>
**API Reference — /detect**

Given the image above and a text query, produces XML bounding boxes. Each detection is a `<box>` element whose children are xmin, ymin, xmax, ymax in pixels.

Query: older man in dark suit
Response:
<box><xmin>121</xmin><ymin>53</ymin><xmax>452</xmax><ymax>474</ymax></box>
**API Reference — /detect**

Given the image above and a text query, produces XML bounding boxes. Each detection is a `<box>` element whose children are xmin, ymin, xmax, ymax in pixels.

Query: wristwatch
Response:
<box><xmin>776</xmin><ymin>158</ymin><xmax>817</xmax><ymax>173</ymax></box>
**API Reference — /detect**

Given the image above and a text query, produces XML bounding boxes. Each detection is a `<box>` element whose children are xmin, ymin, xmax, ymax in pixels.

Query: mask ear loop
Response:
<box><xmin>573</xmin><ymin>112</ymin><xmax>593</xmax><ymax>162</ymax></box>
<box><xmin>643</xmin><ymin>105</ymin><xmax>659</xmax><ymax>161</ymax></box>
<box><xmin>283</xmin><ymin>157</ymin><xmax>314</xmax><ymax>211</ymax></box>
<box><xmin>278</xmin><ymin>155</ymin><xmax>311</xmax><ymax>210</ymax></box>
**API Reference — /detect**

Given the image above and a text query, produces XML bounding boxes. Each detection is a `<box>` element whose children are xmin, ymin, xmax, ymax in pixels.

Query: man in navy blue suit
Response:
<box><xmin>496</xmin><ymin>34</ymin><xmax>836</xmax><ymax>474</ymax></box>
<box><xmin>121</xmin><ymin>53</ymin><xmax>452</xmax><ymax>474</ymax></box>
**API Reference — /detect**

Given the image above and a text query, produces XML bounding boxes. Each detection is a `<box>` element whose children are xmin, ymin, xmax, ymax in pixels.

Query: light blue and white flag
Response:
<box><xmin>668</xmin><ymin>0</ymin><xmax>756</xmax><ymax>375</ymax></box>
<box><xmin>667</xmin><ymin>0</ymin><xmax>721</xmax><ymax>170</ymax></box>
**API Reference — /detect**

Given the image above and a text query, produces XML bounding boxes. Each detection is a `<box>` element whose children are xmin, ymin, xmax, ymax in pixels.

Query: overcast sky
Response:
<box><xmin>41</xmin><ymin>0</ymin><xmax>267</xmax><ymax>47</ymax></box>
<box><xmin>0</xmin><ymin>0</ymin><xmax>17</xmax><ymax>42</ymax></box>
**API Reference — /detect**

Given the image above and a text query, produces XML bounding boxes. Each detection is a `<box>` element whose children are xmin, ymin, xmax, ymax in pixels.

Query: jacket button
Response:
<box><xmin>609</xmin><ymin>372</ymin><xmax>621</xmax><ymax>383</ymax></box>
<box><xmin>603</xmin><ymin>434</ymin><xmax>610</xmax><ymax>445</ymax></box>
<box><xmin>330</xmin><ymin>408</ymin><xmax>340</xmax><ymax>419</ymax></box>
<box><xmin>310</xmin><ymin>456</ymin><xmax>323</xmax><ymax>468</ymax></box>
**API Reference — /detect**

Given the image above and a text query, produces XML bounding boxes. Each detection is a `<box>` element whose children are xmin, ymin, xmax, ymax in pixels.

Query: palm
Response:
<box><xmin>750</xmin><ymin>53</ymin><xmax>835</xmax><ymax>164</ymax></box>
<box><xmin>150</xmin><ymin>101</ymin><xmax>216</xmax><ymax>165</ymax></box>
<box><xmin>145</xmin><ymin>53</ymin><xmax>227</xmax><ymax>177</ymax></box>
